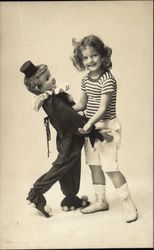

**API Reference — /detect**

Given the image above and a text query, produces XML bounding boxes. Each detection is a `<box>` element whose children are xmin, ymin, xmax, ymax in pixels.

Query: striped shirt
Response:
<box><xmin>81</xmin><ymin>70</ymin><xmax>117</xmax><ymax>120</ymax></box>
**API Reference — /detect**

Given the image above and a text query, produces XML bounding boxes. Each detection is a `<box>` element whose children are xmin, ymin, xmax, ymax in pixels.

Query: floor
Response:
<box><xmin>0</xmin><ymin>156</ymin><xmax>153</xmax><ymax>249</ymax></box>
<box><xmin>0</xmin><ymin>2</ymin><xmax>153</xmax><ymax>249</ymax></box>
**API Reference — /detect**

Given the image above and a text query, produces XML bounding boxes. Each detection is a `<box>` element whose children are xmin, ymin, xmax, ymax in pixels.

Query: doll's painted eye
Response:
<box><xmin>46</xmin><ymin>74</ymin><xmax>50</xmax><ymax>81</ymax></box>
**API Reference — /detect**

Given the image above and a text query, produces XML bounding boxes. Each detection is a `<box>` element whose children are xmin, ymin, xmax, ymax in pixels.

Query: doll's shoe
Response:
<box><xmin>61</xmin><ymin>195</ymin><xmax>90</xmax><ymax>211</ymax></box>
<box><xmin>61</xmin><ymin>196</ymin><xmax>77</xmax><ymax>211</ymax></box>
<box><xmin>36</xmin><ymin>202</ymin><xmax>52</xmax><ymax>218</ymax></box>
<box><xmin>44</xmin><ymin>205</ymin><xmax>52</xmax><ymax>217</ymax></box>
<box><xmin>26</xmin><ymin>193</ymin><xmax>52</xmax><ymax>218</ymax></box>
<box><xmin>80</xmin><ymin>200</ymin><xmax>109</xmax><ymax>214</ymax></box>
<box><xmin>62</xmin><ymin>206</ymin><xmax>70</xmax><ymax>212</ymax></box>
<box><xmin>69</xmin><ymin>206</ymin><xmax>76</xmax><ymax>211</ymax></box>
<box><xmin>26</xmin><ymin>199</ymin><xmax>32</xmax><ymax>205</ymax></box>
<box><xmin>61</xmin><ymin>196</ymin><xmax>75</xmax><ymax>211</ymax></box>
<box><xmin>61</xmin><ymin>205</ymin><xmax>75</xmax><ymax>212</ymax></box>
<box><xmin>80</xmin><ymin>195</ymin><xmax>90</xmax><ymax>208</ymax></box>
<box><xmin>73</xmin><ymin>196</ymin><xmax>90</xmax><ymax>209</ymax></box>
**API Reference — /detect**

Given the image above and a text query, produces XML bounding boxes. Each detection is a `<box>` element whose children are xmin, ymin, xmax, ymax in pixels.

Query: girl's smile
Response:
<box><xmin>82</xmin><ymin>46</ymin><xmax>102</xmax><ymax>74</ymax></box>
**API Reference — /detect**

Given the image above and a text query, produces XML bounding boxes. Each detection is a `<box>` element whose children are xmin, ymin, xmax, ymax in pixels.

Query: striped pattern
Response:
<box><xmin>81</xmin><ymin>71</ymin><xmax>117</xmax><ymax>120</ymax></box>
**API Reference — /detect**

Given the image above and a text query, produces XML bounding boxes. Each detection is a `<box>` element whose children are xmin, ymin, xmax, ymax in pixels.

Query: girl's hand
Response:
<box><xmin>78</xmin><ymin>122</ymin><xmax>92</xmax><ymax>134</ymax></box>
<box><xmin>78</xmin><ymin>111</ymin><xmax>85</xmax><ymax>116</ymax></box>
<box><xmin>83</xmin><ymin>122</ymin><xmax>92</xmax><ymax>131</ymax></box>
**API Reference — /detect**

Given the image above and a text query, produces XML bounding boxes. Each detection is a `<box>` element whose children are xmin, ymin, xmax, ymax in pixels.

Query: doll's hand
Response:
<box><xmin>65</xmin><ymin>84</ymin><xmax>70</xmax><ymax>91</ymax></box>
<box><xmin>58</xmin><ymin>81</ymin><xmax>70</xmax><ymax>91</ymax></box>
<box><xmin>101</xmin><ymin>130</ymin><xmax>113</xmax><ymax>142</ymax></box>
<box><xmin>32</xmin><ymin>92</ymin><xmax>51</xmax><ymax>112</ymax></box>
<box><xmin>54</xmin><ymin>81</ymin><xmax>70</xmax><ymax>93</ymax></box>
<box><xmin>54</xmin><ymin>83</ymin><xmax>70</xmax><ymax>94</ymax></box>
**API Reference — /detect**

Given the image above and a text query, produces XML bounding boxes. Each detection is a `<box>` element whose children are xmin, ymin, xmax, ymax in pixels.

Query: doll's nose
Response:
<box><xmin>51</xmin><ymin>78</ymin><xmax>56</xmax><ymax>84</ymax></box>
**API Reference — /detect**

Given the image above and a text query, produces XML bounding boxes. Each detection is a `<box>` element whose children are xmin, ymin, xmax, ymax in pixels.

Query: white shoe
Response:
<box><xmin>44</xmin><ymin>205</ymin><xmax>52</xmax><ymax>217</ymax></box>
<box><xmin>80</xmin><ymin>200</ymin><xmax>109</xmax><ymax>214</ymax></box>
<box><xmin>121</xmin><ymin>196</ymin><xmax>138</xmax><ymax>223</ymax></box>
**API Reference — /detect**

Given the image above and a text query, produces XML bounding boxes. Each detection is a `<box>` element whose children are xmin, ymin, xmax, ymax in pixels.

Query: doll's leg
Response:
<box><xmin>26</xmin><ymin>134</ymin><xmax>84</xmax><ymax>217</ymax></box>
<box><xmin>26</xmin><ymin>154</ymin><xmax>81</xmax><ymax>217</ymax></box>
<box><xmin>69</xmin><ymin>157</ymin><xmax>90</xmax><ymax>209</ymax></box>
<box><xmin>59</xmin><ymin>166</ymin><xmax>90</xmax><ymax>211</ymax></box>
<box><xmin>59</xmin><ymin>135</ymin><xmax>90</xmax><ymax>211</ymax></box>
<box><xmin>59</xmin><ymin>152</ymin><xmax>81</xmax><ymax>197</ymax></box>
<box><xmin>59</xmin><ymin>171</ymin><xmax>77</xmax><ymax>211</ymax></box>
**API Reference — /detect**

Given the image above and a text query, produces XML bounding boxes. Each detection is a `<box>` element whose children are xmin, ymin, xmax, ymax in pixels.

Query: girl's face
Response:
<box><xmin>38</xmin><ymin>69</ymin><xmax>56</xmax><ymax>93</ymax></box>
<box><xmin>81</xmin><ymin>46</ymin><xmax>102</xmax><ymax>73</ymax></box>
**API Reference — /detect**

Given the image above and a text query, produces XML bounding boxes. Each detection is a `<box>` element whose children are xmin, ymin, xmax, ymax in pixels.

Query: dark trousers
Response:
<box><xmin>29</xmin><ymin>134</ymin><xmax>84</xmax><ymax>196</ymax></box>
<box><xmin>27</xmin><ymin>93</ymin><xmax>102</xmax><ymax>206</ymax></box>
<box><xmin>27</xmin><ymin>94</ymin><xmax>85</xmax><ymax>204</ymax></box>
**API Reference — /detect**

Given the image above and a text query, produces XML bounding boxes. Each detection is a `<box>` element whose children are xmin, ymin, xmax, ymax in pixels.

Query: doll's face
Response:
<box><xmin>38</xmin><ymin>69</ymin><xmax>56</xmax><ymax>93</ymax></box>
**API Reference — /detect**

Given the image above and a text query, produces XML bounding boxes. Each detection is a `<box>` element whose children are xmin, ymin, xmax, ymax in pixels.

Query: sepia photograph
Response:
<box><xmin>0</xmin><ymin>1</ymin><xmax>153</xmax><ymax>249</ymax></box>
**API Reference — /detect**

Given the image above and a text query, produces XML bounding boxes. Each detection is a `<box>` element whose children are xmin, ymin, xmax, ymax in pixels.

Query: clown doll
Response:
<box><xmin>20</xmin><ymin>60</ymin><xmax>104</xmax><ymax>218</ymax></box>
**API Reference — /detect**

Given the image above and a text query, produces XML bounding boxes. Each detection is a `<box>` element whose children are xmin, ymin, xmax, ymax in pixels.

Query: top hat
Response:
<box><xmin>20</xmin><ymin>60</ymin><xmax>38</xmax><ymax>77</ymax></box>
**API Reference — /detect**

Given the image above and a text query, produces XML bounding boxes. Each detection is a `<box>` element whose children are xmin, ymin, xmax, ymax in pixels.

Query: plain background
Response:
<box><xmin>0</xmin><ymin>1</ymin><xmax>153</xmax><ymax>249</ymax></box>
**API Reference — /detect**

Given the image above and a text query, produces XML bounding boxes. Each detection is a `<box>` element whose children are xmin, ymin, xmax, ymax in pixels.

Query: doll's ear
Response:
<box><xmin>72</xmin><ymin>38</ymin><xmax>78</xmax><ymax>47</ymax></box>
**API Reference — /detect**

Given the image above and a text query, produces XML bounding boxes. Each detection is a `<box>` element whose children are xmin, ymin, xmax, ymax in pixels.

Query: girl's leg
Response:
<box><xmin>90</xmin><ymin>165</ymin><xmax>106</xmax><ymax>185</ymax></box>
<box><xmin>27</xmin><ymin>134</ymin><xmax>84</xmax><ymax>217</ymax></box>
<box><xmin>106</xmin><ymin>171</ymin><xmax>138</xmax><ymax>223</ymax></box>
<box><xmin>105</xmin><ymin>171</ymin><xmax>126</xmax><ymax>188</ymax></box>
<box><xmin>81</xmin><ymin>165</ymin><xmax>109</xmax><ymax>214</ymax></box>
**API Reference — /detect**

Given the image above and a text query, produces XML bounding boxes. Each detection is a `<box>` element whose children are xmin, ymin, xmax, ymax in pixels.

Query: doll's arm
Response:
<box><xmin>32</xmin><ymin>92</ymin><xmax>52</xmax><ymax>112</ymax></box>
<box><xmin>32</xmin><ymin>82</ymin><xmax>73</xmax><ymax>112</ymax></box>
<box><xmin>32</xmin><ymin>84</ymin><xmax>69</xmax><ymax>112</ymax></box>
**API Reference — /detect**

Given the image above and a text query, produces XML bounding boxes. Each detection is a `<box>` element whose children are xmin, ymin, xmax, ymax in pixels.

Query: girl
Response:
<box><xmin>71</xmin><ymin>35</ymin><xmax>138</xmax><ymax>223</ymax></box>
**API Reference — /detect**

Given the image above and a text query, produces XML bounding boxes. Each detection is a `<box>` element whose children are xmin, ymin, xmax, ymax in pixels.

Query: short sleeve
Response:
<box><xmin>101</xmin><ymin>78</ymin><xmax>116</xmax><ymax>95</ymax></box>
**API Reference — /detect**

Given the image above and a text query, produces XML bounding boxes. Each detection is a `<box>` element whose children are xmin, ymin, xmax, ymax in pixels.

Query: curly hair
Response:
<box><xmin>71</xmin><ymin>35</ymin><xmax>112</xmax><ymax>72</ymax></box>
<box><xmin>24</xmin><ymin>64</ymin><xmax>47</xmax><ymax>95</ymax></box>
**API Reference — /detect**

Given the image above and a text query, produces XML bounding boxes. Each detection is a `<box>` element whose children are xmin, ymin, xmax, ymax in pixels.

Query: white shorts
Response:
<box><xmin>84</xmin><ymin>117</ymin><xmax>122</xmax><ymax>172</ymax></box>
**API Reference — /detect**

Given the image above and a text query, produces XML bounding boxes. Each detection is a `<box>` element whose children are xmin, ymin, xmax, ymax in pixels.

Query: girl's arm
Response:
<box><xmin>82</xmin><ymin>92</ymin><xmax>113</xmax><ymax>131</ymax></box>
<box><xmin>73</xmin><ymin>91</ymin><xmax>88</xmax><ymax>112</ymax></box>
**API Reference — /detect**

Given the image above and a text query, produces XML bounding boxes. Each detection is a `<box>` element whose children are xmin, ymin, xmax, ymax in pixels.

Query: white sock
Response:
<box><xmin>93</xmin><ymin>184</ymin><xmax>107</xmax><ymax>203</ymax></box>
<box><xmin>116</xmin><ymin>183</ymin><xmax>130</xmax><ymax>200</ymax></box>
